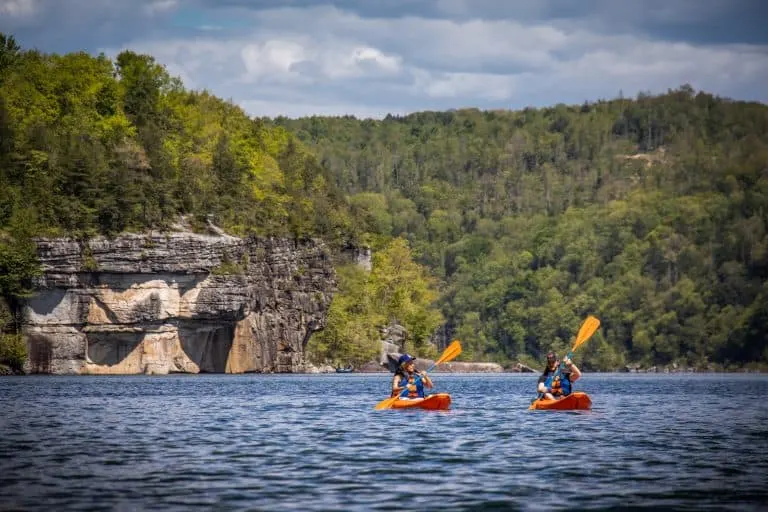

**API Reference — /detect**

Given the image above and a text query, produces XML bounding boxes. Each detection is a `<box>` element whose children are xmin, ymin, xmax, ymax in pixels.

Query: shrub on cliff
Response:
<box><xmin>0</xmin><ymin>333</ymin><xmax>26</xmax><ymax>373</ymax></box>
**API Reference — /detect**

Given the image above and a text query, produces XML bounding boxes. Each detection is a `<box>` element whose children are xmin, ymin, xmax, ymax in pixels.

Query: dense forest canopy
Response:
<box><xmin>1</xmin><ymin>34</ymin><xmax>766</xmax><ymax>371</ymax></box>
<box><xmin>273</xmin><ymin>86</ymin><xmax>768</xmax><ymax>370</ymax></box>
<box><xmin>0</xmin><ymin>34</ymin><xmax>353</xmax><ymax>242</ymax></box>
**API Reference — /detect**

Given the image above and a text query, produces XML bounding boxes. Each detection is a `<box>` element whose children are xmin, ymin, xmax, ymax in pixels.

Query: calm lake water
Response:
<box><xmin>1</xmin><ymin>373</ymin><xmax>766</xmax><ymax>511</ymax></box>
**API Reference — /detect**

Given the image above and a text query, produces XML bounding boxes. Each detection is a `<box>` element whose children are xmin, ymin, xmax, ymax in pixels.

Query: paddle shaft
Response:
<box><xmin>552</xmin><ymin>351</ymin><xmax>575</xmax><ymax>380</ymax></box>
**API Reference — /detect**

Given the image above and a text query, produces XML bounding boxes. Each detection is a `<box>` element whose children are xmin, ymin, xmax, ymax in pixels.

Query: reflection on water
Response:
<box><xmin>1</xmin><ymin>373</ymin><xmax>766</xmax><ymax>511</ymax></box>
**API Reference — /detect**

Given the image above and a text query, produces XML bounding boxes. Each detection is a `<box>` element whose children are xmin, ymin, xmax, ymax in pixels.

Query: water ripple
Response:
<box><xmin>1</xmin><ymin>373</ymin><xmax>766</xmax><ymax>511</ymax></box>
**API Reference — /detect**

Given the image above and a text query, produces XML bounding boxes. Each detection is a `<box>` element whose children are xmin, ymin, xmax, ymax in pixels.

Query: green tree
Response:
<box><xmin>368</xmin><ymin>238</ymin><xmax>443</xmax><ymax>354</ymax></box>
<box><xmin>306</xmin><ymin>265</ymin><xmax>381</xmax><ymax>367</ymax></box>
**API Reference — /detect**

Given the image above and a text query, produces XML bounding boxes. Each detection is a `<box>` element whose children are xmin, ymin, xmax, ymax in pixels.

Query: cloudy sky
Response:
<box><xmin>2</xmin><ymin>0</ymin><xmax>767</xmax><ymax>118</ymax></box>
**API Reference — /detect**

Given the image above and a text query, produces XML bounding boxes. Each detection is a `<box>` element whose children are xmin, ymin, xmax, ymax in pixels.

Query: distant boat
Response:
<box><xmin>335</xmin><ymin>365</ymin><xmax>354</xmax><ymax>373</ymax></box>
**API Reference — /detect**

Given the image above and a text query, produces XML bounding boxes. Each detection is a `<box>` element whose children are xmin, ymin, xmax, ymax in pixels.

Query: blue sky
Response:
<box><xmin>2</xmin><ymin>0</ymin><xmax>767</xmax><ymax>118</ymax></box>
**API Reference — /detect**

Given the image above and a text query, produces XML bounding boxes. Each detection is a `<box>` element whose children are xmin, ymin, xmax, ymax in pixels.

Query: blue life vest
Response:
<box><xmin>544</xmin><ymin>371</ymin><xmax>572</xmax><ymax>396</ymax></box>
<box><xmin>396</xmin><ymin>371</ymin><xmax>425</xmax><ymax>398</ymax></box>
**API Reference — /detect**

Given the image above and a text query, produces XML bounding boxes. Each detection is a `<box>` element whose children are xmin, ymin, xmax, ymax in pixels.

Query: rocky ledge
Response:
<box><xmin>381</xmin><ymin>353</ymin><xmax>505</xmax><ymax>373</ymax></box>
<box><xmin>22</xmin><ymin>231</ymin><xmax>336</xmax><ymax>375</ymax></box>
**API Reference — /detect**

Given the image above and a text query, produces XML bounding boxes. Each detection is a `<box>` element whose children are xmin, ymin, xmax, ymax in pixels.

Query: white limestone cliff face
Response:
<box><xmin>21</xmin><ymin>232</ymin><xmax>336</xmax><ymax>375</ymax></box>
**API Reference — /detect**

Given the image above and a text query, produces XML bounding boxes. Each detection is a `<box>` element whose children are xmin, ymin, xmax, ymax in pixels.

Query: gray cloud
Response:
<box><xmin>0</xmin><ymin>0</ymin><xmax>180</xmax><ymax>52</ymax></box>
<box><xmin>186</xmin><ymin>0</ymin><xmax>768</xmax><ymax>44</ymax></box>
<box><xmin>1</xmin><ymin>0</ymin><xmax>767</xmax><ymax>118</ymax></box>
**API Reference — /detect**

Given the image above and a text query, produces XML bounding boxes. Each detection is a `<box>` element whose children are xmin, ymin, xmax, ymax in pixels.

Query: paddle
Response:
<box><xmin>373</xmin><ymin>339</ymin><xmax>462</xmax><ymax>410</ymax></box>
<box><xmin>564</xmin><ymin>315</ymin><xmax>601</xmax><ymax>363</ymax></box>
<box><xmin>531</xmin><ymin>315</ymin><xmax>601</xmax><ymax>405</ymax></box>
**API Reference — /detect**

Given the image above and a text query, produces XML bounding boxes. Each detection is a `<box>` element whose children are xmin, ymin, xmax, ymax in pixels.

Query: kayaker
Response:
<box><xmin>537</xmin><ymin>351</ymin><xmax>581</xmax><ymax>400</ymax></box>
<box><xmin>391</xmin><ymin>354</ymin><xmax>433</xmax><ymax>399</ymax></box>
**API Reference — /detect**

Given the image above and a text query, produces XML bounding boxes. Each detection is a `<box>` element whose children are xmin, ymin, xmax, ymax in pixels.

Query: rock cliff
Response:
<box><xmin>21</xmin><ymin>231</ymin><xmax>336</xmax><ymax>375</ymax></box>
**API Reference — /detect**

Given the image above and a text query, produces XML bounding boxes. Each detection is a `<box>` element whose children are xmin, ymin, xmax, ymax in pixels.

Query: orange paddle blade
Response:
<box><xmin>572</xmin><ymin>315</ymin><xmax>600</xmax><ymax>352</ymax></box>
<box><xmin>374</xmin><ymin>395</ymin><xmax>400</xmax><ymax>410</ymax></box>
<box><xmin>434</xmin><ymin>339</ymin><xmax>462</xmax><ymax>366</ymax></box>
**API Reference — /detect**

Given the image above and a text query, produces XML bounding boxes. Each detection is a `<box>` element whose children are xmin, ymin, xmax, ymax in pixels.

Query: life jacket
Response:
<box><xmin>544</xmin><ymin>370</ymin><xmax>572</xmax><ymax>397</ymax></box>
<box><xmin>395</xmin><ymin>371</ymin><xmax>425</xmax><ymax>398</ymax></box>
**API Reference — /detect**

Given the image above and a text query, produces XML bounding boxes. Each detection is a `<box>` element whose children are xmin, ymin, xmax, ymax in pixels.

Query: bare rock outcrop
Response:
<box><xmin>22</xmin><ymin>232</ymin><xmax>336</xmax><ymax>375</ymax></box>
<box><xmin>378</xmin><ymin>323</ymin><xmax>407</xmax><ymax>366</ymax></box>
<box><xmin>505</xmin><ymin>362</ymin><xmax>537</xmax><ymax>373</ymax></box>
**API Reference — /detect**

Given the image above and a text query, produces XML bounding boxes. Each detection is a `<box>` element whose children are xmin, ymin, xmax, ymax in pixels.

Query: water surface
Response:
<box><xmin>1</xmin><ymin>373</ymin><xmax>766</xmax><ymax>511</ymax></box>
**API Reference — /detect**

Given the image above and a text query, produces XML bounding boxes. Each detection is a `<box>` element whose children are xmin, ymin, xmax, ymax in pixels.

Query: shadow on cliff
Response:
<box><xmin>26</xmin><ymin>288</ymin><xmax>68</xmax><ymax>316</ymax></box>
<box><xmin>88</xmin><ymin>273</ymin><xmax>208</xmax><ymax>294</ymax></box>
<box><xmin>87</xmin><ymin>332</ymin><xmax>144</xmax><ymax>366</ymax></box>
<box><xmin>27</xmin><ymin>335</ymin><xmax>53</xmax><ymax>373</ymax></box>
<box><xmin>25</xmin><ymin>274</ymin><xmax>207</xmax><ymax>318</ymax></box>
<box><xmin>178</xmin><ymin>321</ymin><xmax>235</xmax><ymax>373</ymax></box>
<box><xmin>82</xmin><ymin>324</ymin><xmax>237</xmax><ymax>373</ymax></box>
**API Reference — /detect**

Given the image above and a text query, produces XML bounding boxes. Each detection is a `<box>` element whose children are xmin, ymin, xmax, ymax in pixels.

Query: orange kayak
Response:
<box><xmin>528</xmin><ymin>391</ymin><xmax>592</xmax><ymax>411</ymax></box>
<box><xmin>391</xmin><ymin>393</ymin><xmax>452</xmax><ymax>410</ymax></box>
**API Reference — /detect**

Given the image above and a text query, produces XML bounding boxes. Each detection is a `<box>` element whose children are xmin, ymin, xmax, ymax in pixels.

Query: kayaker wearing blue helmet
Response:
<box><xmin>391</xmin><ymin>353</ymin><xmax>433</xmax><ymax>399</ymax></box>
<box><xmin>537</xmin><ymin>351</ymin><xmax>581</xmax><ymax>400</ymax></box>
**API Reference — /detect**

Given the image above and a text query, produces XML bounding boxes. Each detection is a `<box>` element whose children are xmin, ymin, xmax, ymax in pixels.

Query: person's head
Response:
<box><xmin>398</xmin><ymin>353</ymin><xmax>416</xmax><ymax>373</ymax></box>
<box><xmin>545</xmin><ymin>351</ymin><xmax>559</xmax><ymax>372</ymax></box>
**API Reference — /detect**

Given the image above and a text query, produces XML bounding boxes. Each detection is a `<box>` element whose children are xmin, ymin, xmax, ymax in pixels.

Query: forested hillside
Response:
<box><xmin>1</xmin><ymin>33</ymin><xmax>766</xmax><ymax>371</ymax></box>
<box><xmin>275</xmin><ymin>87</ymin><xmax>768</xmax><ymax>370</ymax></box>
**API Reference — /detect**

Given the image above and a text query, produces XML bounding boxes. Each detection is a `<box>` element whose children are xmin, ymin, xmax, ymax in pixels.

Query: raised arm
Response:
<box><xmin>564</xmin><ymin>356</ymin><xmax>581</xmax><ymax>382</ymax></box>
<box><xmin>418</xmin><ymin>371</ymin><xmax>433</xmax><ymax>389</ymax></box>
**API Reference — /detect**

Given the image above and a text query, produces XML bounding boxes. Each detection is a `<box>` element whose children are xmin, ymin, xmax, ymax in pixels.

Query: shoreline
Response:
<box><xmin>2</xmin><ymin>369</ymin><xmax>765</xmax><ymax>376</ymax></box>
<box><xmin>3</xmin><ymin>358</ymin><xmax>765</xmax><ymax>377</ymax></box>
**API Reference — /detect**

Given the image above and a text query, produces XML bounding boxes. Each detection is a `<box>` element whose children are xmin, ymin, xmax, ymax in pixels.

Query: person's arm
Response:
<box><xmin>564</xmin><ymin>356</ymin><xmax>581</xmax><ymax>382</ymax></box>
<box><xmin>537</xmin><ymin>374</ymin><xmax>555</xmax><ymax>399</ymax></box>
<box><xmin>391</xmin><ymin>375</ymin><xmax>405</xmax><ymax>397</ymax></box>
<box><xmin>537</xmin><ymin>375</ymin><xmax>549</xmax><ymax>394</ymax></box>
<box><xmin>418</xmin><ymin>371</ymin><xmax>433</xmax><ymax>389</ymax></box>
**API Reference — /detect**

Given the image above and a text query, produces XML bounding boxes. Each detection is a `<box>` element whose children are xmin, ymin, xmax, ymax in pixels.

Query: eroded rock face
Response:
<box><xmin>21</xmin><ymin>232</ymin><xmax>336</xmax><ymax>375</ymax></box>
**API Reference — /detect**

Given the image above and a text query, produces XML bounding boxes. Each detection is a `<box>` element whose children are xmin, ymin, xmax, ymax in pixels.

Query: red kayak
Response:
<box><xmin>528</xmin><ymin>391</ymin><xmax>592</xmax><ymax>411</ymax></box>
<box><xmin>390</xmin><ymin>393</ymin><xmax>452</xmax><ymax>410</ymax></box>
